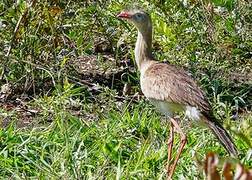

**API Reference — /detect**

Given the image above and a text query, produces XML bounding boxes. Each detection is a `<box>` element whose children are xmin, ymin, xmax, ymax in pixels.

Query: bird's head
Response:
<box><xmin>117</xmin><ymin>9</ymin><xmax>152</xmax><ymax>33</ymax></box>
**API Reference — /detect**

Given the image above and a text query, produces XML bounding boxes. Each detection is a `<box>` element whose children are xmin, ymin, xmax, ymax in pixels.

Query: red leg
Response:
<box><xmin>167</xmin><ymin>123</ymin><xmax>174</xmax><ymax>174</ymax></box>
<box><xmin>168</xmin><ymin>117</ymin><xmax>187</xmax><ymax>179</ymax></box>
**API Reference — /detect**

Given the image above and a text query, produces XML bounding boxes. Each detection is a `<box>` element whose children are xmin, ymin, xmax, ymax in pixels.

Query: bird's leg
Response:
<box><xmin>167</xmin><ymin>122</ymin><xmax>174</xmax><ymax>174</ymax></box>
<box><xmin>168</xmin><ymin>117</ymin><xmax>187</xmax><ymax>179</ymax></box>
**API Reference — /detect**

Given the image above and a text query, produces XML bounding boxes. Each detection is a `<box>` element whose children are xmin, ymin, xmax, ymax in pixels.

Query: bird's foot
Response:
<box><xmin>166</xmin><ymin>162</ymin><xmax>174</xmax><ymax>179</ymax></box>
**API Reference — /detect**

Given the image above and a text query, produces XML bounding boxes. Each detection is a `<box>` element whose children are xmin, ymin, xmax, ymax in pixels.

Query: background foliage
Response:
<box><xmin>0</xmin><ymin>0</ymin><xmax>251</xmax><ymax>179</ymax></box>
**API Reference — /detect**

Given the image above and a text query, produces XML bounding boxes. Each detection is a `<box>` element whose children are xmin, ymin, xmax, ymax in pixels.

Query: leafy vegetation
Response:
<box><xmin>0</xmin><ymin>0</ymin><xmax>251</xmax><ymax>179</ymax></box>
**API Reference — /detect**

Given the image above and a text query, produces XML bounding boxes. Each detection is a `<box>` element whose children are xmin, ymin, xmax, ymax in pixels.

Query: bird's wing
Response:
<box><xmin>141</xmin><ymin>63</ymin><xmax>211</xmax><ymax>113</ymax></box>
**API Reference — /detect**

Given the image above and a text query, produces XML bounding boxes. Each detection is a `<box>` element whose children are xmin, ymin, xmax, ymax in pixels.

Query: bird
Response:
<box><xmin>117</xmin><ymin>9</ymin><xmax>238</xmax><ymax>178</ymax></box>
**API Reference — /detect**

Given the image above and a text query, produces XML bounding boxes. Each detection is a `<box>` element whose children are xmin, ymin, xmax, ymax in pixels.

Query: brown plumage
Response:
<box><xmin>117</xmin><ymin>9</ymin><xmax>238</xmax><ymax>178</ymax></box>
<box><xmin>141</xmin><ymin>62</ymin><xmax>210</xmax><ymax>112</ymax></box>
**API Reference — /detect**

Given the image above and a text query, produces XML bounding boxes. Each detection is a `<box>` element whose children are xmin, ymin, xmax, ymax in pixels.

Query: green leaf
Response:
<box><xmin>225</xmin><ymin>18</ymin><xmax>234</xmax><ymax>33</ymax></box>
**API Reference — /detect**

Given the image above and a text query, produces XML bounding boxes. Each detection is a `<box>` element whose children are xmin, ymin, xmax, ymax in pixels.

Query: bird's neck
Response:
<box><xmin>135</xmin><ymin>29</ymin><xmax>152</xmax><ymax>70</ymax></box>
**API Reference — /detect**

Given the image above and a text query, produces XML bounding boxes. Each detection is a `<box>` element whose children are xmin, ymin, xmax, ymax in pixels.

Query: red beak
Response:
<box><xmin>117</xmin><ymin>11</ymin><xmax>132</xmax><ymax>19</ymax></box>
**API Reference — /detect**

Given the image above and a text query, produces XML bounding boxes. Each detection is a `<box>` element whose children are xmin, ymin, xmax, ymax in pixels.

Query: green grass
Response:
<box><xmin>0</xmin><ymin>86</ymin><xmax>251</xmax><ymax>179</ymax></box>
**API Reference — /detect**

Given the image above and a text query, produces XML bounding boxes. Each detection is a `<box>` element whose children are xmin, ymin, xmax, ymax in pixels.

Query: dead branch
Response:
<box><xmin>6</xmin><ymin>0</ymin><xmax>37</xmax><ymax>57</ymax></box>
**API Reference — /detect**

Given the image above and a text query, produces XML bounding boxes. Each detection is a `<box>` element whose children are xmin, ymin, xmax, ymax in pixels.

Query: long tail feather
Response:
<box><xmin>203</xmin><ymin>114</ymin><xmax>238</xmax><ymax>157</ymax></box>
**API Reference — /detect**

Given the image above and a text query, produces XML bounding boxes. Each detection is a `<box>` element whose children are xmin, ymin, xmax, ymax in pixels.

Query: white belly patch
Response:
<box><xmin>185</xmin><ymin>106</ymin><xmax>201</xmax><ymax>120</ymax></box>
<box><xmin>150</xmin><ymin>99</ymin><xmax>184</xmax><ymax>117</ymax></box>
<box><xmin>150</xmin><ymin>99</ymin><xmax>201</xmax><ymax>121</ymax></box>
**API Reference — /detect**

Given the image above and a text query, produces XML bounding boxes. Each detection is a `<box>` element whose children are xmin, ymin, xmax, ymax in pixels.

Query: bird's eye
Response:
<box><xmin>135</xmin><ymin>13</ymin><xmax>143</xmax><ymax>20</ymax></box>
